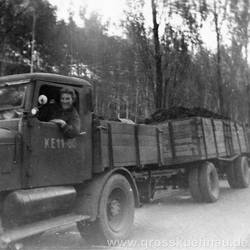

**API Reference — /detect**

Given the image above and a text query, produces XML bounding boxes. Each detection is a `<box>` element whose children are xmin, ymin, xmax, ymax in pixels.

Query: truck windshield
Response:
<box><xmin>0</xmin><ymin>84</ymin><xmax>27</xmax><ymax>120</ymax></box>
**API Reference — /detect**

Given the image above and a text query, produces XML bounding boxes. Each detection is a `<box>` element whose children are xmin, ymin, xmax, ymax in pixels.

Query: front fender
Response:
<box><xmin>74</xmin><ymin>168</ymin><xmax>140</xmax><ymax>221</ymax></box>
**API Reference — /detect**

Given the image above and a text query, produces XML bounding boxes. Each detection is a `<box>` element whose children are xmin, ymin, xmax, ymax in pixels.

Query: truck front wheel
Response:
<box><xmin>77</xmin><ymin>174</ymin><xmax>135</xmax><ymax>245</ymax></box>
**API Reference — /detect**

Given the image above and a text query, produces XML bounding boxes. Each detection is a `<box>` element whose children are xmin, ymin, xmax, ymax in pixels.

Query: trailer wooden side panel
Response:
<box><xmin>231</xmin><ymin>122</ymin><xmax>240</xmax><ymax>154</ymax></box>
<box><xmin>202</xmin><ymin>118</ymin><xmax>217</xmax><ymax>158</ymax></box>
<box><xmin>157</xmin><ymin>123</ymin><xmax>172</xmax><ymax>161</ymax></box>
<box><xmin>236</xmin><ymin>124</ymin><xmax>248</xmax><ymax>153</ymax></box>
<box><xmin>93</xmin><ymin>117</ymin><xmax>249</xmax><ymax>172</ymax></box>
<box><xmin>158</xmin><ymin>118</ymin><xmax>206</xmax><ymax>165</ymax></box>
<box><xmin>213</xmin><ymin>119</ymin><xmax>227</xmax><ymax>157</ymax></box>
<box><xmin>172</xmin><ymin>119</ymin><xmax>199</xmax><ymax>158</ymax></box>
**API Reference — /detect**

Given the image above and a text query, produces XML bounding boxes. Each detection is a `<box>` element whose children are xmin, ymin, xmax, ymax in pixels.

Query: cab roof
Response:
<box><xmin>0</xmin><ymin>73</ymin><xmax>92</xmax><ymax>88</ymax></box>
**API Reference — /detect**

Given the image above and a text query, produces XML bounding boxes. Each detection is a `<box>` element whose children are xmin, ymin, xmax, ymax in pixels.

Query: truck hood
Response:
<box><xmin>0</xmin><ymin>119</ymin><xmax>20</xmax><ymax>143</ymax></box>
<box><xmin>0</xmin><ymin>128</ymin><xmax>18</xmax><ymax>144</ymax></box>
<box><xmin>0</xmin><ymin>125</ymin><xmax>20</xmax><ymax>183</ymax></box>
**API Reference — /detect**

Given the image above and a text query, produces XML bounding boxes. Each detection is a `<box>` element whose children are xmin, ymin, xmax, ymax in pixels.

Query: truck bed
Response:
<box><xmin>93</xmin><ymin>117</ymin><xmax>249</xmax><ymax>172</ymax></box>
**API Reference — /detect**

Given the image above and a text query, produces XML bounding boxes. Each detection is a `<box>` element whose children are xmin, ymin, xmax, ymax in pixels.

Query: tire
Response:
<box><xmin>199</xmin><ymin>162</ymin><xmax>219</xmax><ymax>203</ymax></box>
<box><xmin>226</xmin><ymin>162</ymin><xmax>238</xmax><ymax>188</ymax></box>
<box><xmin>77</xmin><ymin>174</ymin><xmax>135</xmax><ymax>245</ymax></box>
<box><xmin>234</xmin><ymin>156</ymin><xmax>249</xmax><ymax>188</ymax></box>
<box><xmin>188</xmin><ymin>167</ymin><xmax>203</xmax><ymax>202</ymax></box>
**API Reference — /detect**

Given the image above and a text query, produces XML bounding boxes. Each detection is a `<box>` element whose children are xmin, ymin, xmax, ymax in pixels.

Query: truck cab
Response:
<box><xmin>0</xmin><ymin>73</ymin><xmax>93</xmax><ymax>191</ymax></box>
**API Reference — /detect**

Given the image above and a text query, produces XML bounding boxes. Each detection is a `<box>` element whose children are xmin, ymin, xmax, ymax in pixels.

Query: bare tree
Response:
<box><xmin>151</xmin><ymin>0</ymin><xmax>164</xmax><ymax>109</ymax></box>
<box><xmin>212</xmin><ymin>0</ymin><xmax>228</xmax><ymax>114</ymax></box>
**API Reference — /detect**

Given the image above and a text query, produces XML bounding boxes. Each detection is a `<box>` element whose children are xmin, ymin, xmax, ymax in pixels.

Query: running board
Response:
<box><xmin>0</xmin><ymin>213</ymin><xmax>89</xmax><ymax>248</ymax></box>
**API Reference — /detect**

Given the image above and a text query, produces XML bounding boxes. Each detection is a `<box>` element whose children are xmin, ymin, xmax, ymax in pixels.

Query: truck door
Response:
<box><xmin>26</xmin><ymin>82</ymin><xmax>91</xmax><ymax>187</ymax></box>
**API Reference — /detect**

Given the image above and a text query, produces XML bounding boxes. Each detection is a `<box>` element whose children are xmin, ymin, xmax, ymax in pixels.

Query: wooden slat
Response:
<box><xmin>156</xmin><ymin>128</ymin><xmax>163</xmax><ymax>166</ymax></box>
<box><xmin>231</xmin><ymin>122</ymin><xmax>240</xmax><ymax>154</ymax></box>
<box><xmin>235</xmin><ymin>123</ymin><xmax>242</xmax><ymax>153</ymax></box>
<box><xmin>107</xmin><ymin>123</ymin><xmax>114</xmax><ymax>168</ymax></box>
<box><xmin>237</xmin><ymin>124</ymin><xmax>247</xmax><ymax>152</ymax></box>
<box><xmin>213</xmin><ymin>119</ymin><xmax>227</xmax><ymax>156</ymax></box>
<box><xmin>111</xmin><ymin>134</ymin><xmax>136</xmax><ymax>146</ymax></box>
<box><xmin>200</xmin><ymin>118</ymin><xmax>208</xmax><ymax>158</ymax></box>
<box><xmin>108</xmin><ymin>121</ymin><xmax>135</xmax><ymax>134</ymax></box>
<box><xmin>138</xmin><ymin>136</ymin><xmax>158</xmax><ymax>146</ymax></box>
<box><xmin>202</xmin><ymin>118</ymin><xmax>217</xmax><ymax>158</ymax></box>
<box><xmin>168</xmin><ymin>121</ymin><xmax>176</xmax><ymax>159</ymax></box>
<box><xmin>243</xmin><ymin>125</ymin><xmax>249</xmax><ymax>151</ymax></box>
<box><xmin>134</xmin><ymin>125</ymin><xmax>141</xmax><ymax>168</ymax></box>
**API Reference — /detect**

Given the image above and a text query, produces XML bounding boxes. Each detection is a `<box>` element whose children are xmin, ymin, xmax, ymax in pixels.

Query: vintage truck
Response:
<box><xmin>0</xmin><ymin>73</ymin><xmax>248</xmax><ymax>249</ymax></box>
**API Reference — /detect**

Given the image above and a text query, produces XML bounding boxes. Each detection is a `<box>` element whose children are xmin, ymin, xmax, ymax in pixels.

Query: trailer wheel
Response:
<box><xmin>188</xmin><ymin>167</ymin><xmax>203</xmax><ymax>202</ymax></box>
<box><xmin>234</xmin><ymin>156</ymin><xmax>249</xmax><ymax>188</ymax></box>
<box><xmin>226</xmin><ymin>162</ymin><xmax>238</xmax><ymax>188</ymax></box>
<box><xmin>77</xmin><ymin>174</ymin><xmax>134</xmax><ymax>245</ymax></box>
<box><xmin>199</xmin><ymin>162</ymin><xmax>219</xmax><ymax>203</ymax></box>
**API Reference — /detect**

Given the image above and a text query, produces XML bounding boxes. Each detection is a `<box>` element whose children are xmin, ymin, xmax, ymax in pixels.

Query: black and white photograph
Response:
<box><xmin>0</xmin><ymin>0</ymin><xmax>250</xmax><ymax>249</ymax></box>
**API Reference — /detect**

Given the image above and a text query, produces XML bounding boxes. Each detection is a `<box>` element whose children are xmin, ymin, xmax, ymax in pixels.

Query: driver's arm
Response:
<box><xmin>61</xmin><ymin>109</ymin><xmax>80</xmax><ymax>138</ymax></box>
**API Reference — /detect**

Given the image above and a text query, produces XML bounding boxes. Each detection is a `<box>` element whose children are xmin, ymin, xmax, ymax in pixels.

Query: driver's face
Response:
<box><xmin>60</xmin><ymin>93</ymin><xmax>73</xmax><ymax>110</ymax></box>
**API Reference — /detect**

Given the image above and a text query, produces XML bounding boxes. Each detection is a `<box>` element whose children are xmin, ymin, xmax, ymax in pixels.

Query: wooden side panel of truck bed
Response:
<box><xmin>93</xmin><ymin>121</ymin><xmax>161</xmax><ymax>171</ymax></box>
<box><xmin>93</xmin><ymin>117</ymin><xmax>249</xmax><ymax>172</ymax></box>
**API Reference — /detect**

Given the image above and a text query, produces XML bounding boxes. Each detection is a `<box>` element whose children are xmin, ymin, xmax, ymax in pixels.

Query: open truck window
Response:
<box><xmin>37</xmin><ymin>84</ymin><xmax>79</xmax><ymax>114</ymax></box>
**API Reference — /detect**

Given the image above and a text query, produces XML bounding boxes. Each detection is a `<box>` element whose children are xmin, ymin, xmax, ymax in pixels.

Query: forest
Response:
<box><xmin>0</xmin><ymin>0</ymin><xmax>250</xmax><ymax>123</ymax></box>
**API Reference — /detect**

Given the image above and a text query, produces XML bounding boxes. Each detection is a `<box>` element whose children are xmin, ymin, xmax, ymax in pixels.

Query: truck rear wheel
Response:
<box><xmin>188</xmin><ymin>167</ymin><xmax>203</xmax><ymax>202</ymax></box>
<box><xmin>199</xmin><ymin>162</ymin><xmax>219</xmax><ymax>203</ymax></box>
<box><xmin>234</xmin><ymin>156</ymin><xmax>249</xmax><ymax>188</ymax></box>
<box><xmin>77</xmin><ymin>174</ymin><xmax>134</xmax><ymax>245</ymax></box>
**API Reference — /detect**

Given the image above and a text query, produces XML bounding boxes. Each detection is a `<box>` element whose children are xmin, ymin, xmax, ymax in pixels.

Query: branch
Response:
<box><xmin>219</xmin><ymin>0</ymin><xmax>229</xmax><ymax>29</ymax></box>
<box><xmin>4</xmin><ymin>3</ymin><xmax>33</xmax><ymax>36</ymax></box>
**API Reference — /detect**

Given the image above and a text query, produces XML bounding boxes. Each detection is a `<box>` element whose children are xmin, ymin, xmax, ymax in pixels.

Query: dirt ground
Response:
<box><xmin>23</xmin><ymin>180</ymin><xmax>250</xmax><ymax>250</ymax></box>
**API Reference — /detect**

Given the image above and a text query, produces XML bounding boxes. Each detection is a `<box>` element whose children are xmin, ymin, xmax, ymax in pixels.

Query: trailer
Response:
<box><xmin>93</xmin><ymin>116</ymin><xmax>249</xmax><ymax>203</ymax></box>
<box><xmin>0</xmin><ymin>73</ymin><xmax>248</xmax><ymax>249</ymax></box>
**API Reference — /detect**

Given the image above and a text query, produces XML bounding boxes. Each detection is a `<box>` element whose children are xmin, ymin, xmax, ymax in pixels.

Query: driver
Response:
<box><xmin>38</xmin><ymin>88</ymin><xmax>80</xmax><ymax>138</ymax></box>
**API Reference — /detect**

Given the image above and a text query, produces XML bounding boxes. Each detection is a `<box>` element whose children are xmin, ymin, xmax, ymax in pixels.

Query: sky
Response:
<box><xmin>48</xmin><ymin>0</ymin><xmax>126</xmax><ymax>27</ymax></box>
<box><xmin>48</xmin><ymin>0</ymin><xmax>217</xmax><ymax>50</ymax></box>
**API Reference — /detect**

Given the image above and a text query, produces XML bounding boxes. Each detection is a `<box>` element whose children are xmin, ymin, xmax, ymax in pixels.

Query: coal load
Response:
<box><xmin>145</xmin><ymin>106</ymin><xmax>229</xmax><ymax>124</ymax></box>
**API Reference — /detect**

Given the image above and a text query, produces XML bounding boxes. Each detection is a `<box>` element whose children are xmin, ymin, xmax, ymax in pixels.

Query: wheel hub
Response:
<box><xmin>109</xmin><ymin>199</ymin><xmax>121</xmax><ymax>217</ymax></box>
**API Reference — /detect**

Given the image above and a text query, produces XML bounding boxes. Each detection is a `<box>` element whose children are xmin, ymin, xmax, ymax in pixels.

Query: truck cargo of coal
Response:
<box><xmin>0</xmin><ymin>73</ymin><xmax>248</xmax><ymax>248</ymax></box>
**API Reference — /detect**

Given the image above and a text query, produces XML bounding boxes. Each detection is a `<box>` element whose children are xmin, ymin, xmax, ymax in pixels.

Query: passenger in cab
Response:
<box><xmin>38</xmin><ymin>88</ymin><xmax>80</xmax><ymax>138</ymax></box>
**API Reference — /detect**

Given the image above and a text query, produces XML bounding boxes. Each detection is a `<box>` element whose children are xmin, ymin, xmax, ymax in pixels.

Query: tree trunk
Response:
<box><xmin>135</xmin><ymin>80</ymin><xmax>139</xmax><ymax>123</ymax></box>
<box><xmin>126</xmin><ymin>98</ymin><xmax>129</xmax><ymax>119</ymax></box>
<box><xmin>213</xmin><ymin>1</ymin><xmax>224</xmax><ymax>115</ymax></box>
<box><xmin>0</xmin><ymin>37</ymin><xmax>7</xmax><ymax>76</ymax></box>
<box><xmin>151</xmin><ymin>0</ymin><xmax>163</xmax><ymax>109</ymax></box>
